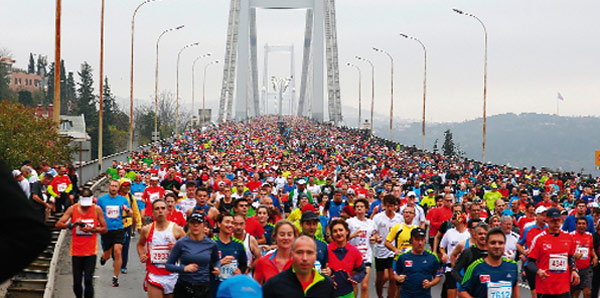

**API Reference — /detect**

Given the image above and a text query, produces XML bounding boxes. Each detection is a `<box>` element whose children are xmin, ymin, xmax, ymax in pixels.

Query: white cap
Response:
<box><xmin>296</xmin><ymin>179</ymin><xmax>307</xmax><ymax>185</ymax></box>
<box><xmin>535</xmin><ymin>205</ymin><xmax>548</xmax><ymax>214</ymax></box>
<box><xmin>12</xmin><ymin>170</ymin><xmax>22</xmax><ymax>177</ymax></box>
<box><xmin>407</xmin><ymin>191</ymin><xmax>417</xmax><ymax>197</ymax></box>
<box><xmin>79</xmin><ymin>196</ymin><xmax>93</xmax><ymax>207</ymax></box>
<box><xmin>150</xmin><ymin>176</ymin><xmax>159</xmax><ymax>180</ymax></box>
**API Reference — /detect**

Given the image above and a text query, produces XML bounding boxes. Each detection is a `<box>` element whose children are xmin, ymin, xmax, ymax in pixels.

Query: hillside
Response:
<box><xmin>368</xmin><ymin>112</ymin><xmax>600</xmax><ymax>174</ymax></box>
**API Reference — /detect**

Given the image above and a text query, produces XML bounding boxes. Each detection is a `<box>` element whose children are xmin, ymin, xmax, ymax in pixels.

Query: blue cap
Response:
<box><xmin>216</xmin><ymin>275</ymin><xmax>262</xmax><ymax>298</ymax></box>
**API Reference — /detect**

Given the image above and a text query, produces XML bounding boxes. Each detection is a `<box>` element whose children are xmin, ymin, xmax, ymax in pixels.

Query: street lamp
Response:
<box><xmin>191</xmin><ymin>53</ymin><xmax>211</xmax><ymax>122</ymax></box>
<box><xmin>98</xmin><ymin>0</ymin><xmax>105</xmax><ymax>170</ymax></box>
<box><xmin>203</xmin><ymin>60</ymin><xmax>219</xmax><ymax>114</ymax></box>
<box><xmin>129</xmin><ymin>0</ymin><xmax>159</xmax><ymax>152</ymax></box>
<box><xmin>373</xmin><ymin>47</ymin><xmax>394</xmax><ymax>140</ymax></box>
<box><xmin>399</xmin><ymin>33</ymin><xmax>427</xmax><ymax>151</ymax></box>
<box><xmin>453</xmin><ymin>8</ymin><xmax>488</xmax><ymax>163</ymax></box>
<box><xmin>154</xmin><ymin>24</ymin><xmax>184</xmax><ymax>141</ymax></box>
<box><xmin>346</xmin><ymin>62</ymin><xmax>362</xmax><ymax>128</ymax></box>
<box><xmin>355</xmin><ymin>55</ymin><xmax>374</xmax><ymax>133</ymax></box>
<box><xmin>176</xmin><ymin>41</ymin><xmax>200</xmax><ymax>135</ymax></box>
<box><xmin>271</xmin><ymin>77</ymin><xmax>292</xmax><ymax>116</ymax></box>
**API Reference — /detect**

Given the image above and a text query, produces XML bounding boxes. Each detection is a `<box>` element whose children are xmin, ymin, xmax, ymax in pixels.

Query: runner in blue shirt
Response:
<box><xmin>394</xmin><ymin>228</ymin><xmax>442</xmax><ymax>298</ymax></box>
<box><xmin>459</xmin><ymin>227</ymin><xmax>519</xmax><ymax>298</ymax></box>
<box><xmin>96</xmin><ymin>179</ymin><xmax>132</xmax><ymax>287</ymax></box>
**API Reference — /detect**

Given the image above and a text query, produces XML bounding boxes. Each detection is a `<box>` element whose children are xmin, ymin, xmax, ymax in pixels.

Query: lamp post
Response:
<box><xmin>202</xmin><ymin>60</ymin><xmax>219</xmax><ymax>113</ymax></box>
<box><xmin>355</xmin><ymin>56</ymin><xmax>374</xmax><ymax>133</ymax></box>
<box><xmin>53</xmin><ymin>0</ymin><xmax>61</xmax><ymax>128</ymax></box>
<box><xmin>453</xmin><ymin>8</ymin><xmax>488</xmax><ymax>163</ymax></box>
<box><xmin>98</xmin><ymin>0</ymin><xmax>105</xmax><ymax>171</ymax></box>
<box><xmin>271</xmin><ymin>77</ymin><xmax>292</xmax><ymax>116</ymax></box>
<box><xmin>176</xmin><ymin>42</ymin><xmax>200</xmax><ymax>136</ymax></box>
<box><xmin>154</xmin><ymin>24</ymin><xmax>184</xmax><ymax>141</ymax></box>
<box><xmin>399</xmin><ymin>33</ymin><xmax>427</xmax><ymax>151</ymax></box>
<box><xmin>373</xmin><ymin>47</ymin><xmax>394</xmax><ymax>140</ymax></box>
<box><xmin>129</xmin><ymin>0</ymin><xmax>158</xmax><ymax>152</ymax></box>
<box><xmin>346</xmin><ymin>62</ymin><xmax>362</xmax><ymax>128</ymax></box>
<box><xmin>191</xmin><ymin>53</ymin><xmax>211</xmax><ymax>122</ymax></box>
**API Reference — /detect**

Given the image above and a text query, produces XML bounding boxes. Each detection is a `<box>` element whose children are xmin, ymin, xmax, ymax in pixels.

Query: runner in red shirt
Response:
<box><xmin>527</xmin><ymin>207</ymin><xmax>580</xmax><ymax>297</ymax></box>
<box><xmin>517</xmin><ymin>203</ymin><xmax>536</xmax><ymax>232</ymax></box>
<box><xmin>164</xmin><ymin>193</ymin><xmax>186</xmax><ymax>227</ymax></box>
<box><xmin>571</xmin><ymin>217</ymin><xmax>598</xmax><ymax>298</ymax></box>
<box><xmin>253</xmin><ymin>220</ymin><xmax>296</xmax><ymax>284</ymax></box>
<box><xmin>142</xmin><ymin>176</ymin><xmax>165</xmax><ymax>222</ymax></box>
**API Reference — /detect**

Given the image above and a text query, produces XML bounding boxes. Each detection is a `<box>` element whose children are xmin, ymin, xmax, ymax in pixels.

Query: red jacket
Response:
<box><xmin>48</xmin><ymin>175</ymin><xmax>73</xmax><ymax>197</ymax></box>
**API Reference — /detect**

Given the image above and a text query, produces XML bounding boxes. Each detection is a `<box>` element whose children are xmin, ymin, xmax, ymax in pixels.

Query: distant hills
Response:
<box><xmin>364</xmin><ymin>111</ymin><xmax>600</xmax><ymax>174</ymax></box>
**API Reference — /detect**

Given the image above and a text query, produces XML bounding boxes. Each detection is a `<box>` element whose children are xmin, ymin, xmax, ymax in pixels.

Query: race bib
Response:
<box><xmin>532</xmin><ymin>189</ymin><xmax>540</xmax><ymax>196</ymax></box>
<box><xmin>57</xmin><ymin>183</ymin><xmax>67</xmax><ymax>192</ymax></box>
<box><xmin>549</xmin><ymin>253</ymin><xmax>568</xmax><ymax>272</ymax></box>
<box><xmin>149</xmin><ymin>192</ymin><xmax>160</xmax><ymax>203</ymax></box>
<box><xmin>487</xmin><ymin>281</ymin><xmax>511</xmax><ymax>298</ymax></box>
<box><xmin>134</xmin><ymin>192</ymin><xmax>144</xmax><ymax>201</ymax></box>
<box><xmin>106</xmin><ymin>206</ymin><xmax>120</xmax><ymax>219</ymax></box>
<box><xmin>219</xmin><ymin>259</ymin><xmax>238</xmax><ymax>280</ymax></box>
<box><xmin>75</xmin><ymin>219</ymin><xmax>94</xmax><ymax>236</ymax></box>
<box><xmin>357</xmin><ymin>244</ymin><xmax>369</xmax><ymax>260</ymax></box>
<box><xmin>150</xmin><ymin>244</ymin><xmax>170</xmax><ymax>267</ymax></box>
<box><xmin>576</xmin><ymin>246</ymin><xmax>589</xmax><ymax>260</ymax></box>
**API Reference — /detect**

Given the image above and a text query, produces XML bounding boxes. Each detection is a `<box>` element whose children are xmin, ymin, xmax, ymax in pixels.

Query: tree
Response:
<box><xmin>0</xmin><ymin>49</ymin><xmax>11</xmax><ymax>101</ymax></box>
<box><xmin>0</xmin><ymin>100</ymin><xmax>73</xmax><ymax>169</ymax></box>
<box><xmin>36</xmin><ymin>55</ymin><xmax>47</xmax><ymax>76</ymax></box>
<box><xmin>134</xmin><ymin>104</ymin><xmax>155</xmax><ymax>145</ymax></box>
<box><xmin>28</xmin><ymin>53</ymin><xmax>35</xmax><ymax>74</ymax></box>
<box><xmin>442</xmin><ymin>129</ymin><xmax>455</xmax><ymax>157</ymax></box>
<box><xmin>18</xmin><ymin>90</ymin><xmax>33</xmax><ymax>107</ymax></box>
<box><xmin>66</xmin><ymin>72</ymin><xmax>76</xmax><ymax>112</ymax></box>
<box><xmin>46</xmin><ymin>62</ymin><xmax>54</xmax><ymax>103</ymax></box>
<box><xmin>75</xmin><ymin>62</ymin><xmax>99</xmax><ymax>157</ymax></box>
<box><xmin>59</xmin><ymin>60</ymin><xmax>68</xmax><ymax>114</ymax></box>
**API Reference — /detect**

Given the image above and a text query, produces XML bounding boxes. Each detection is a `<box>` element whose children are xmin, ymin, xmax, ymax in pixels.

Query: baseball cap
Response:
<box><xmin>261</xmin><ymin>182</ymin><xmax>271</xmax><ymax>188</ymax></box>
<box><xmin>546</xmin><ymin>207</ymin><xmax>561</xmax><ymax>220</ymax></box>
<box><xmin>12</xmin><ymin>170</ymin><xmax>22</xmax><ymax>177</ymax></box>
<box><xmin>119</xmin><ymin>178</ymin><xmax>132</xmax><ymax>186</ymax></box>
<box><xmin>79</xmin><ymin>196</ymin><xmax>93</xmax><ymax>207</ymax></box>
<box><xmin>150</xmin><ymin>176</ymin><xmax>159</xmax><ymax>180</ymax></box>
<box><xmin>535</xmin><ymin>205</ymin><xmax>548</xmax><ymax>214</ymax></box>
<box><xmin>216</xmin><ymin>274</ymin><xmax>262</xmax><ymax>298</ymax></box>
<box><xmin>347</xmin><ymin>188</ymin><xmax>356</xmax><ymax>196</ymax></box>
<box><xmin>188</xmin><ymin>212</ymin><xmax>205</xmax><ymax>223</ymax></box>
<box><xmin>426</xmin><ymin>189</ymin><xmax>434</xmax><ymax>193</ymax></box>
<box><xmin>301</xmin><ymin>204</ymin><xmax>316</xmax><ymax>213</ymax></box>
<box><xmin>334</xmin><ymin>187</ymin><xmax>344</xmax><ymax>193</ymax></box>
<box><xmin>407</xmin><ymin>191</ymin><xmax>416</xmax><ymax>197</ymax></box>
<box><xmin>410</xmin><ymin>227</ymin><xmax>427</xmax><ymax>239</ymax></box>
<box><xmin>491</xmin><ymin>183</ymin><xmax>498</xmax><ymax>189</ymax></box>
<box><xmin>296</xmin><ymin>179</ymin><xmax>307</xmax><ymax>185</ymax></box>
<box><xmin>300</xmin><ymin>210</ymin><xmax>319</xmax><ymax>222</ymax></box>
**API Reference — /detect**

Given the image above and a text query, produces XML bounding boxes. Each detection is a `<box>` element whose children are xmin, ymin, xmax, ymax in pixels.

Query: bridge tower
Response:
<box><xmin>217</xmin><ymin>0</ymin><xmax>342</xmax><ymax>123</ymax></box>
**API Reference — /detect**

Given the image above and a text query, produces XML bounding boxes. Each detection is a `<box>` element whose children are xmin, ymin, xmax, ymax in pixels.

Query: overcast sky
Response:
<box><xmin>3</xmin><ymin>0</ymin><xmax>600</xmax><ymax>123</ymax></box>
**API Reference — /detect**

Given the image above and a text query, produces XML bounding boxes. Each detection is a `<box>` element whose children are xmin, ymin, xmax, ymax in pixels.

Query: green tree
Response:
<box><xmin>18</xmin><ymin>90</ymin><xmax>33</xmax><ymax>107</ymax></box>
<box><xmin>75</xmin><ymin>62</ymin><xmax>99</xmax><ymax>157</ymax></box>
<box><xmin>59</xmin><ymin>60</ymin><xmax>68</xmax><ymax>114</ymax></box>
<box><xmin>0</xmin><ymin>100</ymin><xmax>73</xmax><ymax>168</ymax></box>
<box><xmin>134</xmin><ymin>104</ymin><xmax>155</xmax><ymax>145</ymax></box>
<box><xmin>0</xmin><ymin>49</ymin><xmax>11</xmax><ymax>101</ymax></box>
<box><xmin>36</xmin><ymin>55</ymin><xmax>47</xmax><ymax>76</ymax></box>
<box><xmin>442</xmin><ymin>129</ymin><xmax>455</xmax><ymax>157</ymax></box>
<box><xmin>46</xmin><ymin>62</ymin><xmax>54</xmax><ymax>103</ymax></box>
<box><xmin>66</xmin><ymin>72</ymin><xmax>76</xmax><ymax>112</ymax></box>
<box><xmin>28</xmin><ymin>53</ymin><xmax>35</xmax><ymax>74</ymax></box>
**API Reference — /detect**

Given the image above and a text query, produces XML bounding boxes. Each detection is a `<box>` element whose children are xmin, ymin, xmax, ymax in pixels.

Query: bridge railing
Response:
<box><xmin>74</xmin><ymin>140</ymin><xmax>164</xmax><ymax>184</ymax></box>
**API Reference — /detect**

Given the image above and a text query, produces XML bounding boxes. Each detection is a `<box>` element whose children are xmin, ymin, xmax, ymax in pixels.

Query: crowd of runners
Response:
<box><xmin>12</xmin><ymin>115</ymin><xmax>600</xmax><ymax>298</ymax></box>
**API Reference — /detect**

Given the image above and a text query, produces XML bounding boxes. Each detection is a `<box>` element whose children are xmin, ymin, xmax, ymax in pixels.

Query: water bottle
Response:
<box><xmin>314</xmin><ymin>260</ymin><xmax>321</xmax><ymax>273</ymax></box>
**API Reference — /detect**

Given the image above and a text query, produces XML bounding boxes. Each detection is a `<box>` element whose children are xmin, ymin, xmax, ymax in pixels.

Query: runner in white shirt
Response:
<box><xmin>372</xmin><ymin>195</ymin><xmax>402</xmax><ymax>298</ymax></box>
<box><xmin>347</xmin><ymin>198</ymin><xmax>377</xmax><ymax>298</ymax></box>
<box><xmin>399</xmin><ymin>197</ymin><xmax>426</xmax><ymax>229</ymax></box>
<box><xmin>439</xmin><ymin>207</ymin><xmax>470</xmax><ymax>298</ymax></box>
<box><xmin>175</xmin><ymin>181</ymin><xmax>197</xmax><ymax>216</ymax></box>
<box><xmin>500</xmin><ymin>215</ymin><xmax>519</xmax><ymax>260</ymax></box>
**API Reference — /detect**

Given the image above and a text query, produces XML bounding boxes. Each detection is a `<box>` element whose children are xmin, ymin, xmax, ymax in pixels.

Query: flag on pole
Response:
<box><xmin>557</xmin><ymin>92</ymin><xmax>564</xmax><ymax>101</ymax></box>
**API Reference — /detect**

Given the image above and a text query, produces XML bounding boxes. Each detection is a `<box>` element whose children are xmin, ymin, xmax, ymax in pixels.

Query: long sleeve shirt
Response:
<box><xmin>166</xmin><ymin>236</ymin><xmax>220</xmax><ymax>283</ymax></box>
<box><xmin>47</xmin><ymin>175</ymin><xmax>72</xmax><ymax>197</ymax></box>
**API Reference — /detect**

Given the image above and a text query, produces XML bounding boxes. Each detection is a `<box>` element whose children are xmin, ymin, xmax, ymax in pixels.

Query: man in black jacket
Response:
<box><xmin>263</xmin><ymin>235</ymin><xmax>335</xmax><ymax>298</ymax></box>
